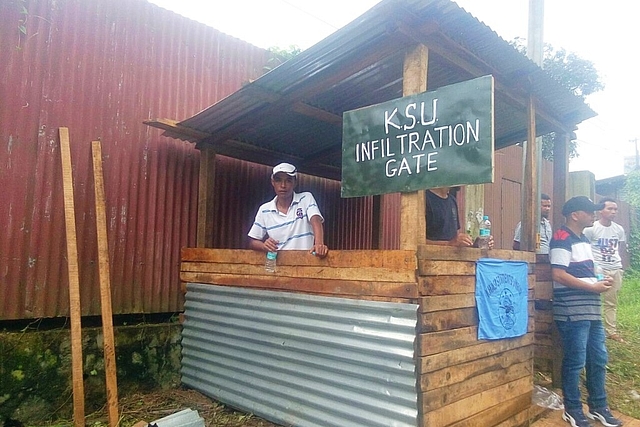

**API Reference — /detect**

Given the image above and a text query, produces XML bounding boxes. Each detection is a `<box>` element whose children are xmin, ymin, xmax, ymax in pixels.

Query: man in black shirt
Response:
<box><xmin>426</xmin><ymin>187</ymin><xmax>493</xmax><ymax>248</ymax></box>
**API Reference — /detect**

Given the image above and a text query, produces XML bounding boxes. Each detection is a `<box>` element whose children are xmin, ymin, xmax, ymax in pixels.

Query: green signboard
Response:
<box><xmin>341</xmin><ymin>75</ymin><xmax>494</xmax><ymax>198</ymax></box>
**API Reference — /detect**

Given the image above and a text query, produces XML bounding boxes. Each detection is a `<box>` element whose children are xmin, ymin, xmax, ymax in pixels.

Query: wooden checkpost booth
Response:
<box><xmin>147</xmin><ymin>1</ymin><xmax>594</xmax><ymax>425</ymax></box>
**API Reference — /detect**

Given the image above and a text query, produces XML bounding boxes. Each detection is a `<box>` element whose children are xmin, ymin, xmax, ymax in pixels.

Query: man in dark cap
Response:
<box><xmin>550</xmin><ymin>196</ymin><xmax>622</xmax><ymax>427</ymax></box>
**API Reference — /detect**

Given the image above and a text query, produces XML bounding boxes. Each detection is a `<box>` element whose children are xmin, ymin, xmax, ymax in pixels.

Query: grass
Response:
<box><xmin>604</xmin><ymin>271</ymin><xmax>640</xmax><ymax>418</ymax></box>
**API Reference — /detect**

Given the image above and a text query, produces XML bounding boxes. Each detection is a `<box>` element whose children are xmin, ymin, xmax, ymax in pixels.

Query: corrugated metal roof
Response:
<box><xmin>182</xmin><ymin>284</ymin><xmax>418</xmax><ymax>427</ymax></box>
<box><xmin>152</xmin><ymin>0</ymin><xmax>595</xmax><ymax>180</ymax></box>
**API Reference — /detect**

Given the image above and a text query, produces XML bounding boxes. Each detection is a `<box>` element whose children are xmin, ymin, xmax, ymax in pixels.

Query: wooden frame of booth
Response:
<box><xmin>178</xmin><ymin>45</ymin><xmax>575</xmax><ymax>426</ymax></box>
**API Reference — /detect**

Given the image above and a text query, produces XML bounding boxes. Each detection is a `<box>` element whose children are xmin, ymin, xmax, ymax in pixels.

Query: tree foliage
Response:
<box><xmin>622</xmin><ymin>171</ymin><xmax>640</xmax><ymax>271</ymax></box>
<box><xmin>510</xmin><ymin>37</ymin><xmax>604</xmax><ymax>160</ymax></box>
<box><xmin>263</xmin><ymin>45</ymin><xmax>302</xmax><ymax>72</ymax></box>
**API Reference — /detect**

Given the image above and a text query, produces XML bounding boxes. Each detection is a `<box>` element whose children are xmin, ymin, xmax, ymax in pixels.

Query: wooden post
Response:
<box><xmin>463</xmin><ymin>185</ymin><xmax>484</xmax><ymax>238</ymax></box>
<box><xmin>399</xmin><ymin>44</ymin><xmax>428</xmax><ymax>250</ymax></box>
<box><xmin>521</xmin><ymin>94</ymin><xmax>539</xmax><ymax>252</ymax></box>
<box><xmin>553</xmin><ymin>131</ymin><xmax>569</xmax><ymax>228</ymax></box>
<box><xmin>58</xmin><ymin>127</ymin><xmax>85</xmax><ymax>427</ymax></box>
<box><xmin>197</xmin><ymin>147</ymin><xmax>216</xmax><ymax>248</ymax></box>
<box><xmin>91</xmin><ymin>141</ymin><xmax>119</xmax><ymax>426</ymax></box>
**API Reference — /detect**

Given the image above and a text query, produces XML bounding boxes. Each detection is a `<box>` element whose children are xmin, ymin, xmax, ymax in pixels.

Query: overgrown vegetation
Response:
<box><xmin>263</xmin><ymin>45</ymin><xmax>302</xmax><ymax>72</ymax></box>
<box><xmin>604</xmin><ymin>272</ymin><xmax>640</xmax><ymax>418</ymax></box>
<box><xmin>622</xmin><ymin>170</ymin><xmax>640</xmax><ymax>271</ymax></box>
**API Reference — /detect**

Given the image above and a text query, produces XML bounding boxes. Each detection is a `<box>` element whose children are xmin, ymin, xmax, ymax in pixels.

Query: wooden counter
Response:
<box><xmin>181</xmin><ymin>246</ymin><xmax>542</xmax><ymax>427</ymax></box>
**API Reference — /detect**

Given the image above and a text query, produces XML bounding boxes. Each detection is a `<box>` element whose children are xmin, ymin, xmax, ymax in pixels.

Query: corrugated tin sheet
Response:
<box><xmin>0</xmin><ymin>0</ymin><xmax>269</xmax><ymax>319</ymax></box>
<box><xmin>152</xmin><ymin>408</ymin><xmax>204</xmax><ymax>427</ymax></box>
<box><xmin>182</xmin><ymin>284</ymin><xmax>418</xmax><ymax>427</ymax></box>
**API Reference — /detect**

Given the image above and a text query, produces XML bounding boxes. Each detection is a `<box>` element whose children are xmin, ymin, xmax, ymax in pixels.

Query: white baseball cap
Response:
<box><xmin>272</xmin><ymin>162</ymin><xmax>297</xmax><ymax>178</ymax></box>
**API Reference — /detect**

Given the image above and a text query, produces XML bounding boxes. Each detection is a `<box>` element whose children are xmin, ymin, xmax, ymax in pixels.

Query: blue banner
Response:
<box><xmin>475</xmin><ymin>258</ymin><xmax>528</xmax><ymax>340</ymax></box>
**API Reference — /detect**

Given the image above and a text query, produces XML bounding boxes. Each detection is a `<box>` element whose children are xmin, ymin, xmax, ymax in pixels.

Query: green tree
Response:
<box><xmin>511</xmin><ymin>37</ymin><xmax>604</xmax><ymax>160</ymax></box>
<box><xmin>263</xmin><ymin>45</ymin><xmax>302</xmax><ymax>72</ymax></box>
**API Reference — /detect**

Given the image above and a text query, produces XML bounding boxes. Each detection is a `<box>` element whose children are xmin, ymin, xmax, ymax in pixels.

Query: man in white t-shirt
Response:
<box><xmin>248</xmin><ymin>162</ymin><xmax>328</xmax><ymax>257</ymax></box>
<box><xmin>584</xmin><ymin>197</ymin><xmax>627</xmax><ymax>343</ymax></box>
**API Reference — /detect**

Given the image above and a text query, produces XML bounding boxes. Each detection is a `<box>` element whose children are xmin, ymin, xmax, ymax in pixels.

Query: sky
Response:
<box><xmin>148</xmin><ymin>0</ymin><xmax>640</xmax><ymax>180</ymax></box>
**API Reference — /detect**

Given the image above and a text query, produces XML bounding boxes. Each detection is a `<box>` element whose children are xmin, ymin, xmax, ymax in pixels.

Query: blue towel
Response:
<box><xmin>475</xmin><ymin>258</ymin><xmax>528</xmax><ymax>340</ymax></box>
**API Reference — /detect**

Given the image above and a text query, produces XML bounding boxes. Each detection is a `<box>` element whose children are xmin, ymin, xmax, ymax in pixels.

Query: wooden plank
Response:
<box><xmin>534</xmin><ymin>345</ymin><xmax>555</xmax><ymax>360</ymax></box>
<box><xmin>420</xmin><ymin>310</ymin><xmax>535</xmax><ymax>349</ymax></box>
<box><xmin>418</xmin><ymin>260</ymin><xmax>476</xmax><ymax>276</ymax></box>
<box><xmin>422</xmin><ymin>376</ymin><xmax>532</xmax><ymax>426</ymax></box>
<box><xmin>197</xmin><ymin>147</ymin><xmax>216</xmax><ymax>248</ymax></box>
<box><xmin>534</xmin><ymin>262</ymin><xmax>552</xmax><ymax>281</ymax></box>
<box><xmin>180</xmin><ymin>272</ymin><xmax>419</xmax><ymax>298</ymax></box>
<box><xmin>399</xmin><ymin>44</ymin><xmax>428</xmax><ymax>250</ymax></box>
<box><xmin>535</xmin><ymin>310</ymin><xmax>553</xmax><ymax>323</ymax></box>
<box><xmin>419</xmin><ymin>276</ymin><xmax>476</xmax><ymax>295</ymax></box>
<box><xmin>421</xmin><ymin>360</ymin><xmax>532</xmax><ymax>411</ymax></box>
<box><xmin>91</xmin><ymin>141</ymin><xmax>119</xmax><ymax>426</ymax></box>
<box><xmin>535</xmin><ymin>280</ymin><xmax>553</xmax><ymax>300</ymax></box>
<box><xmin>419</xmin><ymin>326</ymin><xmax>480</xmax><ymax>356</ymax></box>
<box><xmin>421</xmin><ymin>346</ymin><xmax>532</xmax><ymax>391</ymax></box>
<box><xmin>419</xmin><ymin>294</ymin><xmax>475</xmax><ymax>312</ymax></box>
<box><xmin>181</xmin><ymin>262</ymin><xmax>417</xmax><ymax>283</ymax></box>
<box><xmin>417</xmin><ymin>245</ymin><xmax>536</xmax><ymax>263</ymax></box>
<box><xmin>182</xmin><ymin>248</ymin><xmax>417</xmax><ymax>269</ymax></box>
<box><xmin>534</xmin><ymin>333</ymin><xmax>553</xmax><ymax>348</ymax></box>
<box><xmin>420</xmin><ymin>308</ymin><xmax>477</xmax><ymax>332</ymax></box>
<box><xmin>445</xmin><ymin>392</ymin><xmax>533</xmax><ymax>427</ymax></box>
<box><xmin>59</xmin><ymin>127</ymin><xmax>85</xmax><ymax>427</ymax></box>
<box><xmin>420</xmin><ymin>333</ymin><xmax>534</xmax><ymax>373</ymax></box>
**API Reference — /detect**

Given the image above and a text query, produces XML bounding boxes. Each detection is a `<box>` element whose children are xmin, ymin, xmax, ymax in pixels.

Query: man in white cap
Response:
<box><xmin>248</xmin><ymin>162</ymin><xmax>328</xmax><ymax>257</ymax></box>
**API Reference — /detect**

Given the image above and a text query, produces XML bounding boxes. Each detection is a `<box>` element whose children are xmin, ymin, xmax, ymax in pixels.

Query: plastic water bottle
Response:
<box><xmin>478</xmin><ymin>215</ymin><xmax>491</xmax><ymax>249</ymax></box>
<box><xmin>594</xmin><ymin>262</ymin><xmax>605</xmax><ymax>281</ymax></box>
<box><xmin>265</xmin><ymin>251</ymin><xmax>277</xmax><ymax>273</ymax></box>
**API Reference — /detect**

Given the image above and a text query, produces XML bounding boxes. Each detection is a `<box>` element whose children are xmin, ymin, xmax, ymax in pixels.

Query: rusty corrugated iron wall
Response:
<box><xmin>0</xmin><ymin>0</ymin><xmax>270</xmax><ymax>320</ymax></box>
<box><xmin>212</xmin><ymin>157</ymin><xmax>374</xmax><ymax>251</ymax></box>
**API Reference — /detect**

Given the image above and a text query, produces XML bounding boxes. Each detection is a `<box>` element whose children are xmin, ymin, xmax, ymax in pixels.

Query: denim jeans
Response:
<box><xmin>555</xmin><ymin>320</ymin><xmax>609</xmax><ymax>412</ymax></box>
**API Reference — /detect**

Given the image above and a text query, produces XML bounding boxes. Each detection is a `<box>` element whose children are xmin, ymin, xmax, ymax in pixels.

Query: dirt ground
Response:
<box><xmin>82</xmin><ymin>387</ymin><xmax>283</xmax><ymax>427</ymax></box>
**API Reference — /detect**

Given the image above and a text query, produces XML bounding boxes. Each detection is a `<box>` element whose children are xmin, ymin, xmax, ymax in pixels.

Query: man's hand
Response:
<box><xmin>473</xmin><ymin>235</ymin><xmax>495</xmax><ymax>249</ymax></box>
<box><xmin>592</xmin><ymin>275</ymin><xmax>614</xmax><ymax>293</ymax></box>
<box><xmin>449</xmin><ymin>232</ymin><xmax>474</xmax><ymax>247</ymax></box>
<box><xmin>263</xmin><ymin>237</ymin><xmax>279</xmax><ymax>253</ymax></box>
<box><xmin>311</xmin><ymin>244</ymin><xmax>328</xmax><ymax>258</ymax></box>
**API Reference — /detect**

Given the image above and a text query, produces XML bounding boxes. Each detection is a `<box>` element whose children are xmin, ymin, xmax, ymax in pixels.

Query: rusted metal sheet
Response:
<box><xmin>212</xmin><ymin>157</ymin><xmax>373</xmax><ymax>251</ymax></box>
<box><xmin>0</xmin><ymin>0</ymin><xmax>269</xmax><ymax>319</ymax></box>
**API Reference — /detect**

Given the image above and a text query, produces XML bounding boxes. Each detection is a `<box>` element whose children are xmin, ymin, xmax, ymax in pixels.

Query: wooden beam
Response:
<box><xmin>521</xmin><ymin>94</ymin><xmax>539</xmax><ymax>252</ymax></box>
<box><xmin>58</xmin><ymin>127</ymin><xmax>85</xmax><ymax>427</ymax></box>
<box><xmin>553</xmin><ymin>131</ymin><xmax>570</xmax><ymax>232</ymax></box>
<box><xmin>143</xmin><ymin>118</ymin><xmax>212</xmax><ymax>141</ymax></box>
<box><xmin>399</xmin><ymin>44</ymin><xmax>428</xmax><ymax>250</ymax></box>
<box><xmin>291</xmin><ymin>102</ymin><xmax>343</xmax><ymax>126</ymax></box>
<box><xmin>197</xmin><ymin>147</ymin><xmax>216</xmax><ymax>248</ymax></box>
<box><xmin>91</xmin><ymin>141</ymin><xmax>119</xmax><ymax>426</ymax></box>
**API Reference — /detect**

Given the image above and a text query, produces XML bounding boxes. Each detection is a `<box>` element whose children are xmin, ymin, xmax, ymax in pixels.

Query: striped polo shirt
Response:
<box><xmin>248</xmin><ymin>192</ymin><xmax>323</xmax><ymax>250</ymax></box>
<box><xmin>550</xmin><ymin>225</ymin><xmax>601</xmax><ymax>322</ymax></box>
